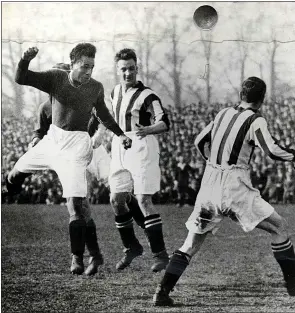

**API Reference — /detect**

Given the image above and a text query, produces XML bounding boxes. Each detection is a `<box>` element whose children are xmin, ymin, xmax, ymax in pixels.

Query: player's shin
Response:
<box><xmin>126</xmin><ymin>194</ymin><xmax>145</xmax><ymax>229</ymax></box>
<box><xmin>115</xmin><ymin>211</ymin><xmax>143</xmax><ymax>270</ymax></box>
<box><xmin>153</xmin><ymin>250</ymin><xmax>191</xmax><ymax>306</ymax></box>
<box><xmin>144</xmin><ymin>214</ymin><xmax>169</xmax><ymax>271</ymax></box>
<box><xmin>271</xmin><ymin>239</ymin><xmax>295</xmax><ymax>296</ymax></box>
<box><xmin>68</xmin><ymin>198</ymin><xmax>87</xmax><ymax>275</ymax></box>
<box><xmin>84</xmin><ymin>218</ymin><xmax>104</xmax><ymax>275</ymax></box>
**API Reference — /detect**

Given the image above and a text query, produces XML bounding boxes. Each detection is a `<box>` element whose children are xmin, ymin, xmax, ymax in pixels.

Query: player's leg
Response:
<box><xmin>136</xmin><ymin>194</ymin><xmax>169</xmax><ymax>272</ymax></box>
<box><xmin>5</xmin><ymin>138</ymin><xmax>52</xmax><ymax>198</ymax></box>
<box><xmin>256</xmin><ymin>211</ymin><xmax>295</xmax><ymax>296</ymax></box>
<box><xmin>126</xmin><ymin>193</ymin><xmax>145</xmax><ymax>229</ymax></box>
<box><xmin>110</xmin><ymin>191</ymin><xmax>143</xmax><ymax>270</ymax></box>
<box><xmin>153</xmin><ymin>231</ymin><xmax>207</xmax><ymax>306</ymax></box>
<box><xmin>67</xmin><ymin>197</ymin><xmax>87</xmax><ymax>275</ymax></box>
<box><xmin>129</xmin><ymin>135</ymin><xmax>169</xmax><ymax>272</ymax></box>
<box><xmin>153</xmin><ymin>168</ymin><xmax>223</xmax><ymax>306</ymax></box>
<box><xmin>5</xmin><ymin>168</ymin><xmax>31</xmax><ymax>199</ymax></box>
<box><xmin>82</xmin><ymin>198</ymin><xmax>104</xmax><ymax>276</ymax></box>
<box><xmin>109</xmin><ymin>135</ymin><xmax>143</xmax><ymax>271</ymax></box>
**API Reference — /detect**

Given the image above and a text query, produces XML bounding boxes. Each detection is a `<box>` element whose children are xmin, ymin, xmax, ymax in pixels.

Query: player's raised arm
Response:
<box><xmin>250</xmin><ymin>117</ymin><xmax>295</xmax><ymax>162</ymax></box>
<box><xmin>194</xmin><ymin>121</ymin><xmax>213</xmax><ymax>161</ymax></box>
<box><xmin>94</xmin><ymin>84</ymin><xmax>132</xmax><ymax>149</ymax></box>
<box><xmin>15</xmin><ymin>47</ymin><xmax>53</xmax><ymax>94</ymax></box>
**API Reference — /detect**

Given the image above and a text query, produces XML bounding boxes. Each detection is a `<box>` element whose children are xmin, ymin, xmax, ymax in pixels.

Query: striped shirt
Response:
<box><xmin>195</xmin><ymin>105</ymin><xmax>295</xmax><ymax>167</ymax></box>
<box><xmin>110</xmin><ymin>81</ymin><xmax>169</xmax><ymax>132</ymax></box>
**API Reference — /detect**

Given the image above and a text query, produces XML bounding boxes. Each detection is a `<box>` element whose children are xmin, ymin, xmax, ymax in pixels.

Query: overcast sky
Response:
<box><xmin>2</xmin><ymin>1</ymin><xmax>295</xmax><ymax>113</ymax></box>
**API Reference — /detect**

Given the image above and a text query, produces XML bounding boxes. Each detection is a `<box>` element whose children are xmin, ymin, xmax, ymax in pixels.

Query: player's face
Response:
<box><xmin>71</xmin><ymin>56</ymin><xmax>95</xmax><ymax>84</ymax></box>
<box><xmin>117</xmin><ymin>59</ymin><xmax>138</xmax><ymax>88</ymax></box>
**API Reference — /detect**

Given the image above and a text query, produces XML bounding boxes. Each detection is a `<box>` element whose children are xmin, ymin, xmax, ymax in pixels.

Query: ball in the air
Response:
<box><xmin>193</xmin><ymin>5</ymin><xmax>218</xmax><ymax>30</ymax></box>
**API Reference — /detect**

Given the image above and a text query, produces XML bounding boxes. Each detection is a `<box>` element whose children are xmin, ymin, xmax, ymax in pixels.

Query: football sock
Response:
<box><xmin>144</xmin><ymin>214</ymin><xmax>166</xmax><ymax>254</ymax></box>
<box><xmin>85</xmin><ymin>219</ymin><xmax>101</xmax><ymax>257</ymax></box>
<box><xmin>5</xmin><ymin>175</ymin><xmax>23</xmax><ymax>195</ymax></box>
<box><xmin>272</xmin><ymin>239</ymin><xmax>295</xmax><ymax>281</ymax></box>
<box><xmin>160</xmin><ymin>250</ymin><xmax>191</xmax><ymax>293</ymax></box>
<box><xmin>115</xmin><ymin>212</ymin><xmax>139</xmax><ymax>249</ymax></box>
<box><xmin>69</xmin><ymin>219</ymin><xmax>87</xmax><ymax>256</ymax></box>
<box><xmin>126</xmin><ymin>194</ymin><xmax>145</xmax><ymax>229</ymax></box>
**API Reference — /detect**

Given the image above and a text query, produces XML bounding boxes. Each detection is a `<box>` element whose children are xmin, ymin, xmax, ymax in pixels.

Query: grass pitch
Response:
<box><xmin>2</xmin><ymin>204</ymin><xmax>295</xmax><ymax>312</ymax></box>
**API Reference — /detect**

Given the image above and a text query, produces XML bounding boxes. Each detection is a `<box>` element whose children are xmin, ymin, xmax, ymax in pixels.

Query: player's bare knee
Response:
<box><xmin>67</xmin><ymin>197</ymin><xmax>86</xmax><ymax>220</ymax></box>
<box><xmin>136</xmin><ymin>194</ymin><xmax>154</xmax><ymax>210</ymax></box>
<box><xmin>110</xmin><ymin>193</ymin><xmax>129</xmax><ymax>214</ymax></box>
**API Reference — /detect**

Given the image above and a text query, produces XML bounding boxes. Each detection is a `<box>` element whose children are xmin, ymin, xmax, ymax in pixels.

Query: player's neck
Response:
<box><xmin>239</xmin><ymin>101</ymin><xmax>259</xmax><ymax>111</ymax></box>
<box><xmin>121</xmin><ymin>81</ymin><xmax>138</xmax><ymax>92</ymax></box>
<box><xmin>68</xmin><ymin>72</ymin><xmax>82</xmax><ymax>88</ymax></box>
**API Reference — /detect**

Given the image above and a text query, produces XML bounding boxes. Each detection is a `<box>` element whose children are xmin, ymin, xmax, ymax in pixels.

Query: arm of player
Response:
<box><xmin>15</xmin><ymin>47</ymin><xmax>53</xmax><ymax>93</ymax></box>
<box><xmin>29</xmin><ymin>99</ymin><xmax>52</xmax><ymax>149</ymax></box>
<box><xmin>136</xmin><ymin>93</ymin><xmax>170</xmax><ymax>138</ymax></box>
<box><xmin>94</xmin><ymin>84</ymin><xmax>132</xmax><ymax>149</ymax></box>
<box><xmin>194</xmin><ymin>121</ymin><xmax>213</xmax><ymax>161</ymax></box>
<box><xmin>251</xmin><ymin>117</ymin><xmax>295</xmax><ymax>162</ymax></box>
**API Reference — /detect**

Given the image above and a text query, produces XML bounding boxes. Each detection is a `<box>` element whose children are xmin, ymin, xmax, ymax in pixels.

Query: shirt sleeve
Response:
<box><xmin>94</xmin><ymin>83</ymin><xmax>124</xmax><ymax>137</ymax></box>
<box><xmin>144</xmin><ymin>93</ymin><xmax>170</xmax><ymax>129</ymax></box>
<box><xmin>15</xmin><ymin>59</ymin><xmax>55</xmax><ymax>94</ymax></box>
<box><xmin>32</xmin><ymin>99</ymin><xmax>52</xmax><ymax>140</ymax></box>
<box><xmin>194</xmin><ymin>121</ymin><xmax>213</xmax><ymax>160</ymax></box>
<box><xmin>250</xmin><ymin>117</ymin><xmax>295</xmax><ymax>162</ymax></box>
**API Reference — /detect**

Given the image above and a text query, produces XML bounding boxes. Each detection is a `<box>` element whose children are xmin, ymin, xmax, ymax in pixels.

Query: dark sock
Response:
<box><xmin>85</xmin><ymin>219</ymin><xmax>101</xmax><ymax>256</ymax></box>
<box><xmin>272</xmin><ymin>239</ymin><xmax>295</xmax><ymax>281</ymax></box>
<box><xmin>126</xmin><ymin>194</ymin><xmax>145</xmax><ymax>229</ymax></box>
<box><xmin>115</xmin><ymin>211</ymin><xmax>139</xmax><ymax>249</ymax></box>
<box><xmin>160</xmin><ymin>250</ymin><xmax>191</xmax><ymax>293</ymax></box>
<box><xmin>69</xmin><ymin>219</ymin><xmax>87</xmax><ymax>256</ymax></box>
<box><xmin>5</xmin><ymin>175</ymin><xmax>23</xmax><ymax>195</ymax></box>
<box><xmin>144</xmin><ymin>214</ymin><xmax>166</xmax><ymax>254</ymax></box>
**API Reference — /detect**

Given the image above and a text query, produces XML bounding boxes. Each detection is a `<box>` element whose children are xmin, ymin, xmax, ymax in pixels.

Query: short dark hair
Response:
<box><xmin>115</xmin><ymin>48</ymin><xmax>137</xmax><ymax>63</ymax></box>
<box><xmin>240</xmin><ymin>77</ymin><xmax>266</xmax><ymax>103</ymax></box>
<box><xmin>70</xmin><ymin>43</ymin><xmax>96</xmax><ymax>64</ymax></box>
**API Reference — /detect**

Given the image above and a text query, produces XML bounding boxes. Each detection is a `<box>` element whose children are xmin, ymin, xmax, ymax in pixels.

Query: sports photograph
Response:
<box><xmin>1</xmin><ymin>1</ymin><xmax>295</xmax><ymax>312</ymax></box>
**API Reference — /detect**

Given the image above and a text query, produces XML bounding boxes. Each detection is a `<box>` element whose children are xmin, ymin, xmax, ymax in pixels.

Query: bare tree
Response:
<box><xmin>2</xmin><ymin>32</ymin><xmax>24</xmax><ymax>116</ymax></box>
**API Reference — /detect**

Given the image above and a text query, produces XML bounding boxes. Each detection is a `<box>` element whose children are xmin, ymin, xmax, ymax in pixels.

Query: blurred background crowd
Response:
<box><xmin>2</xmin><ymin>98</ymin><xmax>295</xmax><ymax>206</ymax></box>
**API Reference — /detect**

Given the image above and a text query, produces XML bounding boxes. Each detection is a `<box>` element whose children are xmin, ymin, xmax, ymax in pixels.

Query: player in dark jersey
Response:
<box><xmin>109</xmin><ymin>48</ymin><xmax>170</xmax><ymax>272</ymax></box>
<box><xmin>153</xmin><ymin>77</ymin><xmax>295</xmax><ymax>306</ymax></box>
<box><xmin>6</xmin><ymin>44</ymin><xmax>132</xmax><ymax>275</ymax></box>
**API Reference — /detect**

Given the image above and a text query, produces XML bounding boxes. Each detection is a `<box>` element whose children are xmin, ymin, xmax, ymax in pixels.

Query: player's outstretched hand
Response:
<box><xmin>120</xmin><ymin>134</ymin><xmax>132</xmax><ymax>150</ymax></box>
<box><xmin>136</xmin><ymin>123</ymin><xmax>150</xmax><ymax>139</ymax></box>
<box><xmin>23</xmin><ymin>47</ymin><xmax>39</xmax><ymax>61</ymax></box>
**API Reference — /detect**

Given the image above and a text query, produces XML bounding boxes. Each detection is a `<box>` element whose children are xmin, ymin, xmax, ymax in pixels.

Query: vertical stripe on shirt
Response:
<box><xmin>125</xmin><ymin>85</ymin><xmax>146</xmax><ymax>131</ymax></box>
<box><xmin>216</xmin><ymin>112</ymin><xmax>242</xmax><ymax>165</ymax></box>
<box><xmin>212</xmin><ymin>108</ymin><xmax>229</xmax><ymax>142</ymax></box>
<box><xmin>228</xmin><ymin>113</ymin><xmax>261</xmax><ymax>165</ymax></box>
<box><xmin>115</xmin><ymin>85</ymin><xmax>123</xmax><ymax>124</ymax></box>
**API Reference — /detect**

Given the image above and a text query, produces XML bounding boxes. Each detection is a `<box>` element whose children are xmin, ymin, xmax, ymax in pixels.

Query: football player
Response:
<box><xmin>5</xmin><ymin>44</ymin><xmax>132</xmax><ymax>275</ymax></box>
<box><xmin>153</xmin><ymin>77</ymin><xmax>295</xmax><ymax>306</ymax></box>
<box><xmin>109</xmin><ymin>48</ymin><xmax>170</xmax><ymax>272</ymax></box>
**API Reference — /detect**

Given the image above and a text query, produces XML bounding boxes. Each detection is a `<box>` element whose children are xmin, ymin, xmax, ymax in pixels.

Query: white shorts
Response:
<box><xmin>87</xmin><ymin>145</ymin><xmax>111</xmax><ymax>185</ymax></box>
<box><xmin>186</xmin><ymin>162</ymin><xmax>274</xmax><ymax>234</ymax></box>
<box><xmin>14</xmin><ymin>125</ymin><xmax>93</xmax><ymax>198</ymax></box>
<box><xmin>109</xmin><ymin>132</ymin><xmax>161</xmax><ymax>194</ymax></box>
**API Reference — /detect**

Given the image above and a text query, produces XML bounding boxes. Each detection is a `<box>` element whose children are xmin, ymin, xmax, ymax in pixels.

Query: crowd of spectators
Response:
<box><xmin>2</xmin><ymin>98</ymin><xmax>295</xmax><ymax>205</ymax></box>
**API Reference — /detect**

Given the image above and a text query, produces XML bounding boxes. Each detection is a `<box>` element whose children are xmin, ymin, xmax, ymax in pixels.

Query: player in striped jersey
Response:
<box><xmin>153</xmin><ymin>77</ymin><xmax>295</xmax><ymax>305</ymax></box>
<box><xmin>109</xmin><ymin>48</ymin><xmax>170</xmax><ymax>272</ymax></box>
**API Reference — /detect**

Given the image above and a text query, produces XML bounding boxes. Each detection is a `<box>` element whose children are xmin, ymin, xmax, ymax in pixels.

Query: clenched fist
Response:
<box><xmin>119</xmin><ymin>134</ymin><xmax>132</xmax><ymax>150</ymax></box>
<box><xmin>23</xmin><ymin>47</ymin><xmax>39</xmax><ymax>61</ymax></box>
